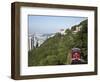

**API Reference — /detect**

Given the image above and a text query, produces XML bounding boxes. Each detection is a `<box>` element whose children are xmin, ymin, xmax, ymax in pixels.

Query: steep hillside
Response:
<box><xmin>28</xmin><ymin>19</ymin><xmax>88</xmax><ymax>66</ymax></box>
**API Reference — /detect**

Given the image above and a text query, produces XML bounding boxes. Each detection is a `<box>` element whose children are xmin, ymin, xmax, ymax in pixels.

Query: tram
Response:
<box><xmin>72</xmin><ymin>48</ymin><xmax>81</xmax><ymax>61</ymax></box>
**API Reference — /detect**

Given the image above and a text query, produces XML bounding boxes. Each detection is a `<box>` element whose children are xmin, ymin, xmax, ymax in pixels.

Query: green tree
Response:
<box><xmin>28</xmin><ymin>19</ymin><xmax>88</xmax><ymax>66</ymax></box>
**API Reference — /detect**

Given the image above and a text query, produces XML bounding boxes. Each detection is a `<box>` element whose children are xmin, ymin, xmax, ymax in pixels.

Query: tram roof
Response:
<box><xmin>72</xmin><ymin>48</ymin><xmax>81</xmax><ymax>51</ymax></box>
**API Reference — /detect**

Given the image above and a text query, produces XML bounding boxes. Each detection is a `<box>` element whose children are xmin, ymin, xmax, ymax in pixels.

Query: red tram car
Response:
<box><xmin>72</xmin><ymin>48</ymin><xmax>81</xmax><ymax>61</ymax></box>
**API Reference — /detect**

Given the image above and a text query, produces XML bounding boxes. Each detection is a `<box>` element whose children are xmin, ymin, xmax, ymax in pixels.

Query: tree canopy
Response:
<box><xmin>28</xmin><ymin>19</ymin><xmax>88</xmax><ymax>66</ymax></box>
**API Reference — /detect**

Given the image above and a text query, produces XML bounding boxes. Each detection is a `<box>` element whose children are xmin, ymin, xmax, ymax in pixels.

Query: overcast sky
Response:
<box><xmin>28</xmin><ymin>15</ymin><xmax>87</xmax><ymax>34</ymax></box>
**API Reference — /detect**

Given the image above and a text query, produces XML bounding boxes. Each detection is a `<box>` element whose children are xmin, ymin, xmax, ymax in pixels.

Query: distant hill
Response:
<box><xmin>28</xmin><ymin>19</ymin><xmax>88</xmax><ymax>66</ymax></box>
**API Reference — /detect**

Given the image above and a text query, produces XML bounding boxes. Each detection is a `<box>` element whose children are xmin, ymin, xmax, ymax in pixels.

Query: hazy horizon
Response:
<box><xmin>28</xmin><ymin>15</ymin><xmax>87</xmax><ymax>34</ymax></box>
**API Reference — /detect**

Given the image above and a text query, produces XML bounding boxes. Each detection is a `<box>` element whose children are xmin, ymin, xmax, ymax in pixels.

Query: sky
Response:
<box><xmin>28</xmin><ymin>15</ymin><xmax>87</xmax><ymax>34</ymax></box>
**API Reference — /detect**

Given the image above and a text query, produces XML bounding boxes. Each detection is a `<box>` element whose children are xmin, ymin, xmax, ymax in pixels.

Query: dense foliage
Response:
<box><xmin>28</xmin><ymin>19</ymin><xmax>88</xmax><ymax>66</ymax></box>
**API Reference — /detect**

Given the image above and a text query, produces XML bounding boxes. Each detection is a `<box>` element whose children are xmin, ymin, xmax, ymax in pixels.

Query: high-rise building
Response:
<box><xmin>28</xmin><ymin>33</ymin><xmax>55</xmax><ymax>51</ymax></box>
